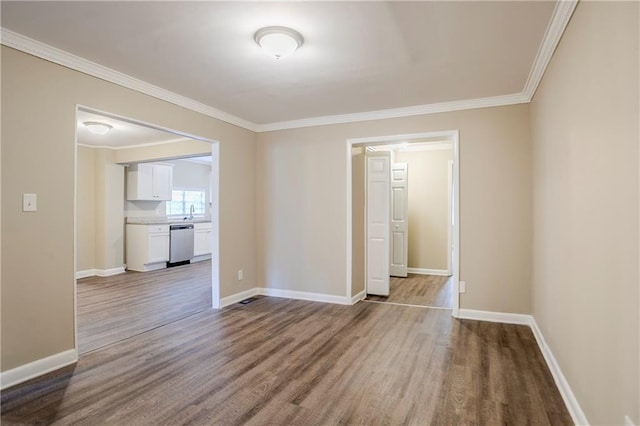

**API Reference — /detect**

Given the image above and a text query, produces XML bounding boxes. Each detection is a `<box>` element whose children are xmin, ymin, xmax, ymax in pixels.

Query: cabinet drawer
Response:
<box><xmin>194</xmin><ymin>222</ymin><xmax>212</xmax><ymax>231</ymax></box>
<box><xmin>148</xmin><ymin>224</ymin><xmax>169</xmax><ymax>234</ymax></box>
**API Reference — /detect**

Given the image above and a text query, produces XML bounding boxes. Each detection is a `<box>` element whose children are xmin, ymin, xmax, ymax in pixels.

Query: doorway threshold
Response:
<box><xmin>361</xmin><ymin>299</ymin><xmax>453</xmax><ymax>310</ymax></box>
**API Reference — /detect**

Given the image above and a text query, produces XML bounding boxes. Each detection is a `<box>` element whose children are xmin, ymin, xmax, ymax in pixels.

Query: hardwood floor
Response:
<box><xmin>366</xmin><ymin>273</ymin><xmax>454</xmax><ymax>308</ymax></box>
<box><xmin>77</xmin><ymin>260</ymin><xmax>212</xmax><ymax>353</ymax></box>
<box><xmin>2</xmin><ymin>296</ymin><xmax>571</xmax><ymax>425</ymax></box>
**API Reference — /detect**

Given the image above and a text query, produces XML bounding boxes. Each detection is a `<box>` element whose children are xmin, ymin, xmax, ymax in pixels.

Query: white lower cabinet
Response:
<box><xmin>193</xmin><ymin>222</ymin><xmax>212</xmax><ymax>258</ymax></box>
<box><xmin>126</xmin><ymin>224</ymin><xmax>170</xmax><ymax>271</ymax></box>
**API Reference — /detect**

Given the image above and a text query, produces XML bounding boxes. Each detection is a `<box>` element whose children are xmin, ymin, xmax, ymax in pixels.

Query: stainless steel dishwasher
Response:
<box><xmin>169</xmin><ymin>224</ymin><xmax>194</xmax><ymax>265</ymax></box>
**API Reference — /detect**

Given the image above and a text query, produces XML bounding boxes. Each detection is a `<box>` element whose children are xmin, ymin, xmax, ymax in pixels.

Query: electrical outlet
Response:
<box><xmin>459</xmin><ymin>281</ymin><xmax>466</xmax><ymax>293</ymax></box>
<box><xmin>237</xmin><ymin>269</ymin><xmax>243</xmax><ymax>281</ymax></box>
<box><xmin>23</xmin><ymin>193</ymin><xmax>37</xmax><ymax>212</ymax></box>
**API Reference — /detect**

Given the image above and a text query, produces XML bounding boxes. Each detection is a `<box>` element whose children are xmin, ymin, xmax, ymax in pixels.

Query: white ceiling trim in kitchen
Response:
<box><xmin>77</xmin><ymin>138</ymin><xmax>191</xmax><ymax>151</ymax></box>
<box><xmin>0</xmin><ymin>1</ymin><xmax>576</xmax><ymax>133</ymax></box>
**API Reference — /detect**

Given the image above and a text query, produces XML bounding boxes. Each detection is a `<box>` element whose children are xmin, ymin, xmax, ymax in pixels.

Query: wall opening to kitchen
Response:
<box><xmin>74</xmin><ymin>105</ymin><xmax>220</xmax><ymax>355</ymax></box>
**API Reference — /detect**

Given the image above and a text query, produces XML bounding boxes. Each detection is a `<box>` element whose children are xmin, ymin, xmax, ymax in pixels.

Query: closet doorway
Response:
<box><xmin>346</xmin><ymin>131</ymin><xmax>460</xmax><ymax>315</ymax></box>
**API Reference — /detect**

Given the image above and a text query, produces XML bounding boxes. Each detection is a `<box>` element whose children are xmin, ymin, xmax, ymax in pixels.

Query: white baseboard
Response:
<box><xmin>530</xmin><ymin>318</ymin><xmax>589</xmax><ymax>426</ymax></box>
<box><xmin>75</xmin><ymin>269</ymin><xmax>96</xmax><ymax>279</ymax></box>
<box><xmin>75</xmin><ymin>267</ymin><xmax>125</xmax><ymax>279</ymax></box>
<box><xmin>458</xmin><ymin>308</ymin><xmax>532</xmax><ymax>325</ymax></box>
<box><xmin>351</xmin><ymin>290</ymin><xmax>366</xmax><ymax>304</ymax></box>
<box><xmin>0</xmin><ymin>349</ymin><xmax>77</xmax><ymax>390</ymax></box>
<box><xmin>258</xmin><ymin>287</ymin><xmax>351</xmax><ymax>305</ymax></box>
<box><xmin>220</xmin><ymin>287</ymin><xmax>354</xmax><ymax>307</ymax></box>
<box><xmin>219</xmin><ymin>288</ymin><xmax>260</xmax><ymax>308</ymax></box>
<box><xmin>190</xmin><ymin>254</ymin><xmax>212</xmax><ymax>263</ymax></box>
<box><xmin>406</xmin><ymin>268</ymin><xmax>451</xmax><ymax>276</ymax></box>
<box><xmin>127</xmin><ymin>263</ymin><xmax>165</xmax><ymax>272</ymax></box>
<box><xmin>96</xmin><ymin>267</ymin><xmax>126</xmax><ymax>277</ymax></box>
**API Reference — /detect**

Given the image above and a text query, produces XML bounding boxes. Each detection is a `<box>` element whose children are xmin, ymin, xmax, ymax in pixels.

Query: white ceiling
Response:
<box><xmin>1</xmin><ymin>1</ymin><xmax>557</xmax><ymax>126</ymax></box>
<box><xmin>76</xmin><ymin>110</ymin><xmax>184</xmax><ymax>148</ymax></box>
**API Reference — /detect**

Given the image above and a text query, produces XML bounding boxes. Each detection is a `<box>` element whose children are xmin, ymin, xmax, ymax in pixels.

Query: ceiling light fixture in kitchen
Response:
<box><xmin>254</xmin><ymin>26</ymin><xmax>303</xmax><ymax>59</ymax></box>
<box><xmin>84</xmin><ymin>121</ymin><xmax>113</xmax><ymax>135</ymax></box>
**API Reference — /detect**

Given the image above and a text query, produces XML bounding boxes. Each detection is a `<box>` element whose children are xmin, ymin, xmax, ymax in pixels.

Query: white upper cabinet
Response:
<box><xmin>127</xmin><ymin>163</ymin><xmax>173</xmax><ymax>201</ymax></box>
<box><xmin>151</xmin><ymin>164</ymin><xmax>172</xmax><ymax>200</ymax></box>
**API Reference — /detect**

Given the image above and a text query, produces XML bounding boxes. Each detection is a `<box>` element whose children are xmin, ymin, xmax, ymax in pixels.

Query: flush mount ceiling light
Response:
<box><xmin>83</xmin><ymin>121</ymin><xmax>113</xmax><ymax>135</ymax></box>
<box><xmin>254</xmin><ymin>26</ymin><xmax>303</xmax><ymax>59</ymax></box>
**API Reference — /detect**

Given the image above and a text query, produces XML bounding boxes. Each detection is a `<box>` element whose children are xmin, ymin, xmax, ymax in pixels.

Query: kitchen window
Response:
<box><xmin>166</xmin><ymin>189</ymin><xmax>206</xmax><ymax>217</ymax></box>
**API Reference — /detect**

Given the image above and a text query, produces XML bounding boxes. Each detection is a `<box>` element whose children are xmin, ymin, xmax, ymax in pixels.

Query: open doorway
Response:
<box><xmin>346</xmin><ymin>131</ymin><xmax>460</xmax><ymax>316</ymax></box>
<box><xmin>74</xmin><ymin>106</ymin><xmax>220</xmax><ymax>354</ymax></box>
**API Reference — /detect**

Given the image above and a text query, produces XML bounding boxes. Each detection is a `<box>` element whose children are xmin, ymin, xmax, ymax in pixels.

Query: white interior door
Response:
<box><xmin>390</xmin><ymin>163</ymin><xmax>408</xmax><ymax>277</ymax></box>
<box><xmin>366</xmin><ymin>153</ymin><xmax>390</xmax><ymax>296</ymax></box>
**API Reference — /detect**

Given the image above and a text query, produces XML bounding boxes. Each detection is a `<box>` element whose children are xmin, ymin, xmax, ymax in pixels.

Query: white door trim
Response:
<box><xmin>74</xmin><ymin>105</ymin><xmax>222</xmax><ymax>355</ymax></box>
<box><xmin>346</xmin><ymin>130</ymin><xmax>460</xmax><ymax>317</ymax></box>
<box><xmin>447</xmin><ymin>159</ymin><xmax>453</xmax><ymax>275</ymax></box>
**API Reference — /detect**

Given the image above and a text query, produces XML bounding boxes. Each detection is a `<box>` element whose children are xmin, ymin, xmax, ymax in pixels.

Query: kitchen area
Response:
<box><xmin>75</xmin><ymin>109</ymin><xmax>216</xmax><ymax>354</ymax></box>
<box><xmin>75</xmin><ymin>109</ymin><xmax>216</xmax><ymax>279</ymax></box>
<box><xmin>124</xmin><ymin>160</ymin><xmax>213</xmax><ymax>272</ymax></box>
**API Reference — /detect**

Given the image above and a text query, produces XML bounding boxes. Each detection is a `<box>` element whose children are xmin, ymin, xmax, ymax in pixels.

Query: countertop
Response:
<box><xmin>126</xmin><ymin>216</ymin><xmax>211</xmax><ymax>225</ymax></box>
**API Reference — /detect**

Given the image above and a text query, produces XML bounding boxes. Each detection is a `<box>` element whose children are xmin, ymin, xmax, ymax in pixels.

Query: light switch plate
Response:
<box><xmin>459</xmin><ymin>281</ymin><xmax>466</xmax><ymax>293</ymax></box>
<box><xmin>23</xmin><ymin>193</ymin><xmax>37</xmax><ymax>212</ymax></box>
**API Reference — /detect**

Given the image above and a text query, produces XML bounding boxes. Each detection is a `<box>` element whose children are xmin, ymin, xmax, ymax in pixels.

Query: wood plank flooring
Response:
<box><xmin>77</xmin><ymin>260</ymin><xmax>211</xmax><ymax>353</ymax></box>
<box><xmin>2</xmin><ymin>296</ymin><xmax>571</xmax><ymax>425</ymax></box>
<box><xmin>366</xmin><ymin>274</ymin><xmax>454</xmax><ymax>308</ymax></box>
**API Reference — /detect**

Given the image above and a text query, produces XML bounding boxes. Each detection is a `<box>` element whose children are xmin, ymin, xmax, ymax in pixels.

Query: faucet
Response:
<box><xmin>189</xmin><ymin>204</ymin><xmax>195</xmax><ymax>220</ymax></box>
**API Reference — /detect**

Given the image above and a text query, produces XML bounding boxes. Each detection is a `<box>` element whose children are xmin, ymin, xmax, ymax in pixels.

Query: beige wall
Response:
<box><xmin>257</xmin><ymin>103</ymin><xmax>532</xmax><ymax>312</ymax></box>
<box><xmin>351</xmin><ymin>147</ymin><xmax>365</xmax><ymax>297</ymax></box>
<box><xmin>76</xmin><ymin>147</ymin><xmax>126</xmax><ymax>273</ymax></box>
<box><xmin>93</xmin><ymin>149</ymin><xmax>125</xmax><ymax>271</ymax></box>
<box><xmin>77</xmin><ymin>146</ymin><xmax>96</xmax><ymax>271</ymax></box>
<box><xmin>530</xmin><ymin>2</ymin><xmax>639</xmax><ymax>424</ymax></box>
<box><xmin>397</xmin><ymin>149</ymin><xmax>452</xmax><ymax>271</ymax></box>
<box><xmin>1</xmin><ymin>46</ymin><xmax>257</xmax><ymax>371</ymax></box>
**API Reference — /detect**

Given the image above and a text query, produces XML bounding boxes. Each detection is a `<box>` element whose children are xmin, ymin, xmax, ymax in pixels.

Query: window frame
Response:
<box><xmin>166</xmin><ymin>188</ymin><xmax>207</xmax><ymax>218</ymax></box>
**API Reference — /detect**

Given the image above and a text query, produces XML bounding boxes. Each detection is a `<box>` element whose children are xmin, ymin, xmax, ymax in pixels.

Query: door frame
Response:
<box><xmin>73</xmin><ymin>105</ymin><xmax>221</xmax><ymax>351</ymax></box>
<box><xmin>346</xmin><ymin>130</ymin><xmax>460</xmax><ymax>317</ymax></box>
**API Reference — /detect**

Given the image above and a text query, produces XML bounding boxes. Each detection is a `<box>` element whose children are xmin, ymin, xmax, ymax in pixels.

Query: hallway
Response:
<box><xmin>365</xmin><ymin>274</ymin><xmax>453</xmax><ymax>308</ymax></box>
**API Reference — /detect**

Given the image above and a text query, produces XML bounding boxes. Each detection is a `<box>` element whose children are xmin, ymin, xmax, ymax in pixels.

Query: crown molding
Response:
<box><xmin>2</xmin><ymin>0</ymin><xmax>575</xmax><ymax>135</ymax></box>
<box><xmin>522</xmin><ymin>0</ymin><xmax>578</xmax><ymax>101</ymax></box>
<box><xmin>77</xmin><ymin>136</ymin><xmax>191</xmax><ymax>151</ymax></box>
<box><xmin>255</xmin><ymin>93</ymin><xmax>529</xmax><ymax>132</ymax></box>
<box><xmin>0</xmin><ymin>28</ymin><xmax>258</xmax><ymax>132</ymax></box>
